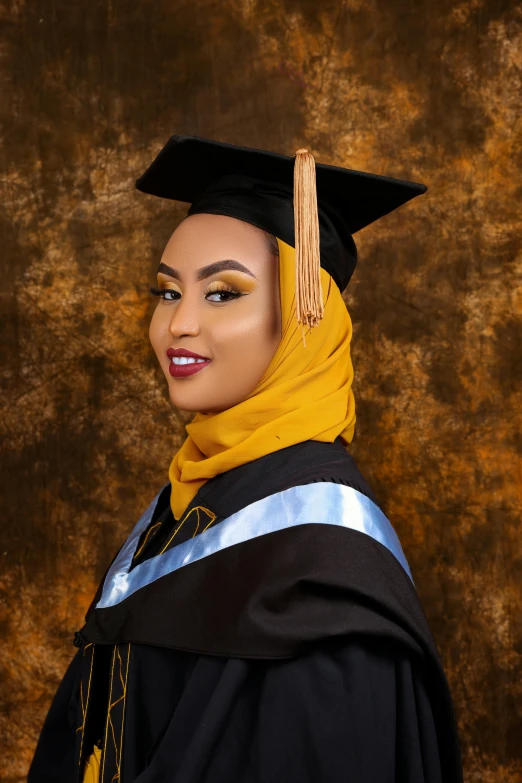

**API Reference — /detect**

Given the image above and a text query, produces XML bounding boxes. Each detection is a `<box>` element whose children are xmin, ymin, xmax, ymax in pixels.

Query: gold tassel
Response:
<box><xmin>294</xmin><ymin>148</ymin><xmax>324</xmax><ymax>346</ymax></box>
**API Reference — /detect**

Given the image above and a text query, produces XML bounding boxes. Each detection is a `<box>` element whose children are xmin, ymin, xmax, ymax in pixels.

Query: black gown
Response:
<box><xmin>28</xmin><ymin>438</ymin><xmax>463</xmax><ymax>783</ymax></box>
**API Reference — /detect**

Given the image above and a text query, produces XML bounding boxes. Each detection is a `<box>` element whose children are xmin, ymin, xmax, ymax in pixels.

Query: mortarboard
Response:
<box><xmin>135</xmin><ymin>135</ymin><xmax>427</xmax><ymax>334</ymax></box>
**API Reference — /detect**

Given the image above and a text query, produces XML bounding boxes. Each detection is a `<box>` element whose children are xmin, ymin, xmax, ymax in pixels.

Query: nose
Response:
<box><xmin>168</xmin><ymin>295</ymin><xmax>200</xmax><ymax>339</ymax></box>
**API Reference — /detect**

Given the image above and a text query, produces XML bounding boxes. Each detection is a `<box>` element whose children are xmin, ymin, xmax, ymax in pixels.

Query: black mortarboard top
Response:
<box><xmin>135</xmin><ymin>135</ymin><xmax>427</xmax><ymax>334</ymax></box>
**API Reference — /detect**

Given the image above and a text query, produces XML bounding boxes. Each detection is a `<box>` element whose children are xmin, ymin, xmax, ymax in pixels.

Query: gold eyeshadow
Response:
<box><xmin>205</xmin><ymin>280</ymin><xmax>238</xmax><ymax>293</ymax></box>
<box><xmin>156</xmin><ymin>281</ymin><xmax>182</xmax><ymax>294</ymax></box>
<box><xmin>157</xmin><ymin>270</ymin><xmax>257</xmax><ymax>294</ymax></box>
<box><xmin>212</xmin><ymin>270</ymin><xmax>257</xmax><ymax>292</ymax></box>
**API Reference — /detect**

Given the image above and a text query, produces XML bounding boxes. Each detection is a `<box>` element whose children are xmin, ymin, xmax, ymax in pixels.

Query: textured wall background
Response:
<box><xmin>1</xmin><ymin>0</ymin><xmax>521</xmax><ymax>780</ymax></box>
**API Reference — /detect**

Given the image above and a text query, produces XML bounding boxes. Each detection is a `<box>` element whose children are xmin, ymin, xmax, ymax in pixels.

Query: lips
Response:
<box><xmin>166</xmin><ymin>347</ymin><xmax>212</xmax><ymax>378</ymax></box>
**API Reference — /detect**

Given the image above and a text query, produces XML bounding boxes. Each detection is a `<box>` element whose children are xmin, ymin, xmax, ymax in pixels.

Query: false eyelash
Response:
<box><xmin>206</xmin><ymin>287</ymin><xmax>243</xmax><ymax>299</ymax></box>
<box><xmin>150</xmin><ymin>286</ymin><xmax>175</xmax><ymax>298</ymax></box>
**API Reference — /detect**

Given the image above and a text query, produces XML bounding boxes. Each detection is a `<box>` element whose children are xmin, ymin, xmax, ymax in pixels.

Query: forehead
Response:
<box><xmin>161</xmin><ymin>213</ymin><xmax>273</xmax><ymax>270</ymax></box>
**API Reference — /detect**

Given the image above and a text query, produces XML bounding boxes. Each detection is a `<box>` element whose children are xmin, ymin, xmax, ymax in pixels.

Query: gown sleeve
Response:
<box><xmin>28</xmin><ymin>647</ymin><xmax>83</xmax><ymax>782</ymax></box>
<box><xmin>139</xmin><ymin>636</ymin><xmax>444</xmax><ymax>783</ymax></box>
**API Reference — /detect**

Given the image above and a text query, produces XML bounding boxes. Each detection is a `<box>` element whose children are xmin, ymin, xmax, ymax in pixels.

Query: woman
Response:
<box><xmin>28</xmin><ymin>136</ymin><xmax>463</xmax><ymax>782</ymax></box>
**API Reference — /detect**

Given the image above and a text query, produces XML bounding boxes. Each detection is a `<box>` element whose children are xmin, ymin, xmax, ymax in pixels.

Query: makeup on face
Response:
<box><xmin>157</xmin><ymin>259</ymin><xmax>258</xmax><ymax>282</ymax></box>
<box><xmin>167</xmin><ymin>352</ymin><xmax>213</xmax><ymax>378</ymax></box>
<box><xmin>150</xmin><ymin>258</ymin><xmax>260</xmax><ymax>380</ymax></box>
<box><xmin>149</xmin><ymin>212</ymin><xmax>282</xmax><ymax>414</ymax></box>
<box><xmin>151</xmin><ymin>263</ymin><xmax>258</xmax><ymax>304</ymax></box>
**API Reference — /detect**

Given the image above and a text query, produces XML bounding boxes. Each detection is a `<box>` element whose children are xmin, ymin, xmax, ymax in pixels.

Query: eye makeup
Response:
<box><xmin>211</xmin><ymin>270</ymin><xmax>257</xmax><ymax>293</ymax></box>
<box><xmin>149</xmin><ymin>282</ymin><xmax>244</xmax><ymax>303</ymax></box>
<box><xmin>150</xmin><ymin>270</ymin><xmax>257</xmax><ymax>303</ymax></box>
<box><xmin>149</xmin><ymin>278</ymin><xmax>182</xmax><ymax>301</ymax></box>
<box><xmin>204</xmin><ymin>280</ymin><xmax>243</xmax><ymax>300</ymax></box>
<box><xmin>149</xmin><ymin>286</ymin><xmax>179</xmax><ymax>301</ymax></box>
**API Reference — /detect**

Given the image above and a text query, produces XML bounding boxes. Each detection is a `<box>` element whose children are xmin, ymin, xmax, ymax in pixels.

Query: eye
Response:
<box><xmin>149</xmin><ymin>286</ymin><xmax>180</xmax><ymax>301</ymax></box>
<box><xmin>205</xmin><ymin>291</ymin><xmax>243</xmax><ymax>302</ymax></box>
<box><xmin>205</xmin><ymin>282</ymin><xmax>243</xmax><ymax>303</ymax></box>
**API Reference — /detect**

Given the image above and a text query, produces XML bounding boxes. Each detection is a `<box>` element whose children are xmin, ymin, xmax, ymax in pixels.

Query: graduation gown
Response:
<box><xmin>28</xmin><ymin>438</ymin><xmax>463</xmax><ymax>782</ymax></box>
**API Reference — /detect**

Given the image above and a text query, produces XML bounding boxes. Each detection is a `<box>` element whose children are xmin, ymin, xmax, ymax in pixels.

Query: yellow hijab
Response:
<box><xmin>168</xmin><ymin>237</ymin><xmax>356</xmax><ymax>520</ymax></box>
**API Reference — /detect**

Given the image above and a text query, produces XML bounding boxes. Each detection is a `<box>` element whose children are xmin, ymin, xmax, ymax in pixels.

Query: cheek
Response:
<box><xmin>211</xmin><ymin>300</ymin><xmax>280</xmax><ymax>359</ymax></box>
<box><xmin>149</xmin><ymin>307</ymin><xmax>168</xmax><ymax>354</ymax></box>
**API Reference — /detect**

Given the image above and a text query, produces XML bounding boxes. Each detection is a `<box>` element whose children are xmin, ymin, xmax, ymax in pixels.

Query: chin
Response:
<box><xmin>168</xmin><ymin>388</ymin><xmax>238</xmax><ymax>416</ymax></box>
<box><xmin>168</xmin><ymin>391</ymin><xmax>200</xmax><ymax>413</ymax></box>
<box><xmin>167</xmin><ymin>386</ymin><xmax>213</xmax><ymax>413</ymax></box>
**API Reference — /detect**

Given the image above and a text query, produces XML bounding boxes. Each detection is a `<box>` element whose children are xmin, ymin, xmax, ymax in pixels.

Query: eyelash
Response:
<box><xmin>149</xmin><ymin>284</ymin><xmax>244</xmax><ymax>303</ymax></box>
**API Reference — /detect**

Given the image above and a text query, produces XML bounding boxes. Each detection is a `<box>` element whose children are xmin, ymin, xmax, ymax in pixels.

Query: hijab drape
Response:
<box><xmin>168</xmin><ymin>237</ymin><xmax>356</xmax><ymax>520</ymax></box>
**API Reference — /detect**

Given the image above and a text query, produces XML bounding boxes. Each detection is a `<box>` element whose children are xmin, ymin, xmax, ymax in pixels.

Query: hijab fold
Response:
<box><xmin>168</xmin><ymin>237</ymin><xmax>356</xmax><ymax>520</ymax></box>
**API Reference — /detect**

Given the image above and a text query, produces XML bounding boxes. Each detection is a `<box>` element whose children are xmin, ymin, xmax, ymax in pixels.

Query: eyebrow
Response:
<box><xmin>157</xmin><ymin>260</ymin><xmax>258</xmax><ymax>281</ymax></box>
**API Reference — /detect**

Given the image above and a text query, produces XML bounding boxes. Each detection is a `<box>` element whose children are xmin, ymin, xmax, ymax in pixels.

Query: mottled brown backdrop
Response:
<box><xmin>1</xmin><ymin>0</ymin><xmax>521</xmax><ymax>780</ymax></box>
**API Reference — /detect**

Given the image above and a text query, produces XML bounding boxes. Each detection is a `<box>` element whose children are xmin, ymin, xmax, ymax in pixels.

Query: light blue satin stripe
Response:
<box><xmin>97</xmin><ymin>483</ymin><xmax>414</xmax><ymax>609</ymax></box>
<box><xmin>98</xmin><ymin>486</ymin><xmax>166</xmax><ymax>609</ymax></box>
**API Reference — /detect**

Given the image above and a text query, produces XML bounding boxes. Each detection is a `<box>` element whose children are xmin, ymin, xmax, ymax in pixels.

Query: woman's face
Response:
<box><xmin>149</xmin><ymin>213</ymin><xmax>281</xmax><ymax>414</ymax></box>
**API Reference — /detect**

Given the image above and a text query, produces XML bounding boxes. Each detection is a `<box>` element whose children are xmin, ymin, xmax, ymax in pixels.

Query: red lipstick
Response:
<box><xmin>166</xmin><ymin>347</ymin><xmax>212</xmax><ymax>378</ymax></box>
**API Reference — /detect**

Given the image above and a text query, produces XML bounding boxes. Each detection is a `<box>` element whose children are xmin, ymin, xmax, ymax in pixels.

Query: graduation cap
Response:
<box><xmin>135</xmin><ymin>135</ymin><xmax>427</xmax><ymax>333</ymax></box>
